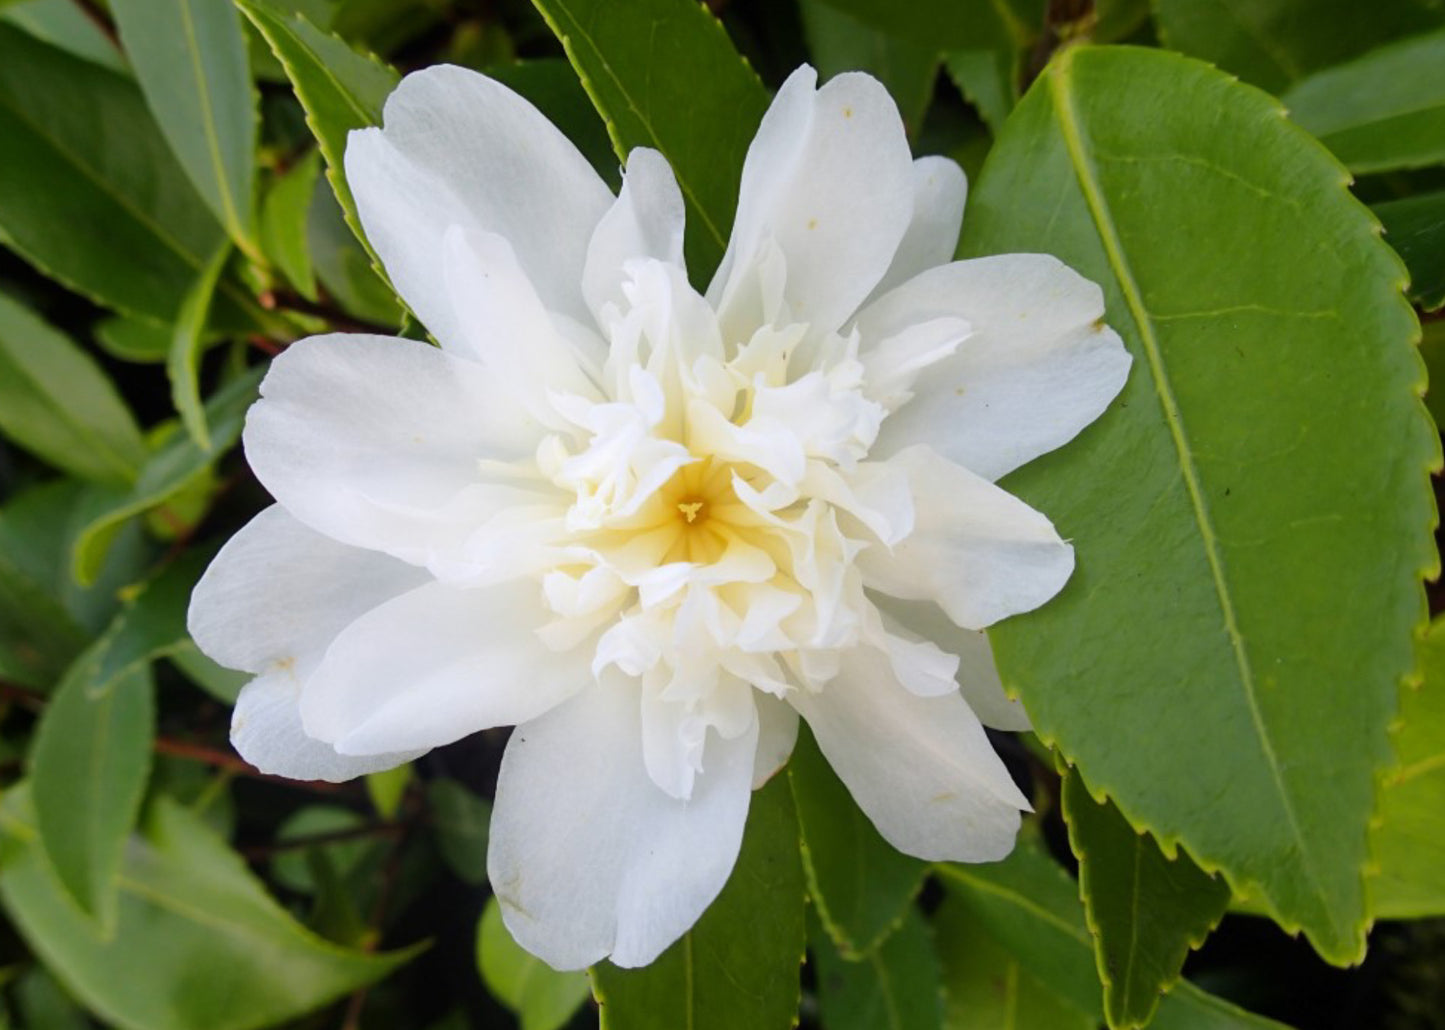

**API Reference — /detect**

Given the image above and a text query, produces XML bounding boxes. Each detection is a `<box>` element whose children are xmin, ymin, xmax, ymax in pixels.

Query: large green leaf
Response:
<box><xmin>238</xmin><ymin>0</ymin><xmax>398</xmax><ymax>259</ymax></box>
<box><xmin>0</xmin><ymin>292</ymin><xmax>145</xmax><ymax>485</ymax></box>
<box><xmin>28</xmin><ymin>653</ymin><xmax>154</xmax><ymax>932</ymax></box>
<box><xmin>1370</xmin><ymin>616</ymin><xmax>1445</xmax><ymax>918</ymax></box>
<box><xmin>71</xmin><ymin>368</ymin><xmax>262</xmax><ymax>585</ymax></box>
<box><xmin>110</xmin><ymin>0</ymin><xmax>259</xmax><ymax>256</ymax></box>
<box><xmin>1062</xmin><ymin>769</ymin><xmax>1231</xmax><ymax>1029</ymax></box>
<box><xmin>1152</xmin><ymin>0</ymin><xmax>1445</xmax><ymax>94</ymax></box>
<box><xmin>788</xmin><ymin>726</ymin><xmax>926</xmax><ymax>957</ymax></box>
<box><xmin>932</xmin><ymin>894</ymin><xmax>1092</xmax><ymax>1030</ymax></box>
<box><xmin>0</xmin><ymin>0</ymin><xmax>126</xmax><ymax>72</ymax></box>
<box><xmin>478</xmin><ymin>896</ymin><xmax>591</xmax><ymax>1030</ymax></box>
<box><xmin>530</xmin><ymin>0</ymin><xmax>769</xmax><ymax>283</ymax></box>
<box><xmin>0</xmin><ymin>25</ymin><xmax>253</xmax><ymax>329</ymax></box>
<box><xmin>936</xmin><ymin>845</ymin><xmax>1290</xmax><ymax>1029</ymax></box>
<box><xmin>1280</xmin><ymin>28</ymin><xmax>1445</xmax><ymax>174</ymax></box>
<box><xmin>810</xmin><ymin>906</ymin><xmax>942</xmax><ymax>1030</ymax></box>
<box><xmin>939</xmin><ymin>0</ymin><xmax>1045</xmax><ymax>134</ymax></box>
<box><xmin>1375</xmin><ymin>190</ymin><xmax>1445</xmax><ymax>312</ymax></box>
<box><xmin>0</xmin><ymin>789</ymin><xmax>418</xmax><ymax>1030</ymax></box>
<box><xmin>589</xmin><ymin>775</ymin><xmax>805</xmax><ymax>1030</ymax></box>
<box><xmin>959</xmin><ymin>44</ymin><xmax>1436</xmax><ymax>963</ymax></box>
<box><xmin>426</xmin><ymin>778</ymin><xmax>490</xmax><ymax>886</ymax></box>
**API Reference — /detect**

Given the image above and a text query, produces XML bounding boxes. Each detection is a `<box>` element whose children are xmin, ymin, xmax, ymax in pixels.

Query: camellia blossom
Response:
<box><xmin>188</xmin><ymin>64</ymin><xmax>1130</xmax><ymax>970</ymax></box>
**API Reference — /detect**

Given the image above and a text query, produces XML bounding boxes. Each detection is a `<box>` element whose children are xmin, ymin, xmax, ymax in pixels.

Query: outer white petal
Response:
<box><xmin>489</xmin><ymin>678</ymin><xmax>758</xmax><ymax>970</ymax></box>
<box><xmin>752</xmin><ymin>692</ymin><xmax>800</xmax><ymax>788</ymax></box>
<box><xmin>243</xmin><ymin>334</ymin><xmax>545</xmax><ymax>564</ymax></box>
<box><xmin>583</xmin><ymin>148</ymin><xmax>687</xmax><ymax>324</ymax></box>
<box><xmin>299</xmin><ymin>579</ymin><xmax>592</xmax><ymax>755</ymax></box>
<box><xmin>874</xmin><ymin>596</ymin><xmax>1031</xmax><ymax>731</ymax></box>
<box><xmin>790</xmin><ymin>646</ymin><xmax>1028</xmax><ymax>862</ymax></box>
<box><xmin>858</xmin><ymin>254</ymin><xmax>1132</xmax><ymax>480</ymax></box>
<box><xmin>857</xmin><ymin>446</ymin><xmax>1074</xmax><ymax>630</ymax></box>
<box><xmin>232</xmin><ymin>671</ymin><xmax>424</xmax><ymax>782</ymax></box>
<box><xmin>707</xmin><ymin>66</ymin><xmax>914</xmax><ymax>338</ymax></box>
<box><xmin>868</xmin><ymin>156</ymin><xmax>967</xmax><ymax>300</ymax></box>
<box><xmin>344</xmin><ymin>65</ymin><xmax>612</xmax><ymax>343</ymax></box>
<box><xmin>187</xmin><ymin>505</ymin><xmax>428</xmax><ymax>675</ymax></box>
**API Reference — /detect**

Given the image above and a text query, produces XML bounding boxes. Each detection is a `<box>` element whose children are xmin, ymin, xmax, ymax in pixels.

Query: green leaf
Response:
<box><xmin>936</xmin><ymin>845</ymin><xmax>1290</xmax><ymax>1029</ymax></box>
<box><xmin>365</xmin><ymin>762</ymin><xmax>411</xmax><ymax>820</ymax></box>
<box><xmin>788</xmin><ymin>725</ymin><xmax>926</xmax><ymax>957</ymax></box>
<box><xmin>798</xmin><ymin>0</ymin><xmax>940</xmax><ymax>138</ymax></box>
<box><xmin>238</xmin><ymin>0</ymin><xmax>398</xmax><ymax>258</ymax></box>
<box><xmin>0</xmin><ymin>789</ymin><xmax>419</xmax><ymax>1030</ymax></box>
<box><xmin>1152</xmin><ymin>0</ymin><xmax>1445</xmax><ymax>94</ymax></box>
<box><xmin>168</xmin><ymin>241</ymin><xmax>232</xmax><ymax>451</ymax></box>
<box><xmin>168</xmin><ymin>641</ymin><xmax>248</xmax><ymax>705</ymax></box>
<box><xmin>940</xmin><ymin>0</ymin><xmax>1045</xmax><ymax>134</ymax></box>
<box><xmin>810</xmin><ymin>905</ymin><xmax>942</xmax><ymax>1030</ymax></box>
<box><xmin>0</xmin><ymin>0</ymin><xmax>125</xmax><ymax>73</ymax></box>
<box><xmin>426</xmin><ymin>778</ymin><xmax>490</xmax><ymax>886</ymax></box>
<box><xmin>589</xmin><ymin>775</ymin><xmax>805</xmax><ymax>1030</ymax></box>
<box><xmin>530</xmin><ymin>0</ymin><xmax>769</xmax><ymax>283</ymax></box>
<box><xmin>71</xmin><ymin>367</ymin><xmax>261</xmax><ymax>585</ymax></box>
<box><xmin>87</xmin><ymin>548</ymin><xmax>216</xmax><ymax>694</ymax></box>
<box><xmin>0</xmin><ymin>292</ymin><xmax>145</xmax><ymax>485</ymax></box>
<box><xmin>1421</xmin><ymin>318</ymin><xmax>1445</xmax><ymax>430</ymax></box>
<box><xmin>932</xmin><ymin>895</ymin><xmax>1092</xmax><ymax>1030</ymax></box>
<box><xmin>270</xmin><ymin>806</ymin><xmax>380</xmax><ymax>895</ymax></box>
<box><xmin>0</xmin><ymin>493</ymin><xmax>87</xmax><ymax>689</ymax></box>
<box><xmin>110</xmin><ymin>0</ymin><xmax>259</xmax><ymax>256</ymax></box>
<box><xmin>307</xmin><ymin>176</ymin><xmax>402</xmax><ymax>326</ymax></box>
<box><xmin>259</xmin><ymin>149</ymin><xmax>322</xmax><ymax>302</ymax></box>
<box><xmin>478</xmin><ymin>895</ymin><xmax>591</xmax><ymax>1030</ymax></box>
<box><xmin>28</xmin><ymin>653</ymin><xmax>154</xmax><ymax>932</ymax></box>
<box><xmin>959</xmin><ymin>44</ymin><xmax>1436</xmax><ymax>963</ymax></box>
<box><xmin>0</xmin><ymin>24</ymin><xmax>255</xmax><ymax>329</ymax></box>
<box><xmin>810</xmin><ymin>0</ymin><xmax>1039</xmax><ymax>50</ymax></box>
<box><xmin>1061</xmin><ymin>769</ymin><xmax>1231</xmax><ymax>1029</ymax></box>
<box><xmin>10</xmin><ymin>967</ymin><xmax>89</xmax><ymax>1030</ymax></box>
<box><xmin>1369</xmin><ymin>617</ymin><xmax>1445</xmax><ymax>917</ymax></box>
<box><xmin>1376</xmin><ymin>190</ymin><xmax>1445</xmax><ymax>313</ymax></box>
<box><xmin>1280</xmin><ymin>28</ymin><xmax>1445</xmax><ymax>173</ymax></box>
<box><xmin>94</xmin><ymin>315</ymin><xmax>173</xmax><ymax>364</ymax></box>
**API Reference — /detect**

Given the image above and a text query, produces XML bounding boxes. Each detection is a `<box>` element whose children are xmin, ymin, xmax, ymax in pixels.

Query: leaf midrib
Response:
<box><xmin>178</xmin><ymin>0</ymin><xmax>247</xmax><ymax>244</ymax></box>
<box><xmin>1044</xmin><ymin>49</ymin><xmax>1325</xmax><ymax>915</ymax></box>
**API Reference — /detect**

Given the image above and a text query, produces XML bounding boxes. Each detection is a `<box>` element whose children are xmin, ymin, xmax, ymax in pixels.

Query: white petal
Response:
<box><xmin>243</xmin><ymin>334</ymin><xmax>545</xmax><ymax>563</ymax></box>
<box><xmin>868</xmin><ymin>156</ymin><xmax>967</xmax><ymax>299</ymax></box>
<box><xmin>188</xmin><ymin>505</ymin><xmax>428</xmax><ymax>675</ymax></box>
<box><xmin>231</xmin><ymin>670</ymin><xmax>424</xmax><ymax>783</ymax></box>
<box><xmin>489</xmin><ymin>678</ymin><xmax>758</xmax><ymax>969</ymax></box>
<box><xmin>583</xmin><ymin>148</ymin><xmax>687</xmax><ymax>324</ymax></box>
<box><xmin>857</xmin><ymin>446</ymin><xmax>1074</xmax><ymax>630</ymax></box>
<box><xmin>345</xmin><ymin>66</ymin><xmax>612</xmax><ymax>342</ymax></box>
<box><xmin>857</xmin><ymin>254</ymin><xmax>1132</xmax><ymax>480</ymax></box>
<box><xmin>708</xmin><ymin>66</ymin><xmax>914</xmax><ymax>337</ymax></box>
<box><xmin>752</xmin><ymin>692</ymin><xmax>799</xmax><ymax>788</ymax></box>
<box><xmin>873</xmin><ymin>595</ymin><xmax>1031</xmax><ymax>730</ymax></box>
<box><xmin>790</xmin><ymin>646</ymin><xmax>1028</xmax><ymax>862</ymax></box>
<box><xmin>299</xmin><ymin>579</ymin><xmax>592</xmax><ymax>755</ymax></box>
<box><xmin>443</xmin><ymin>227</ymin><xmax>605</xmax><ymax>426</ymax></box>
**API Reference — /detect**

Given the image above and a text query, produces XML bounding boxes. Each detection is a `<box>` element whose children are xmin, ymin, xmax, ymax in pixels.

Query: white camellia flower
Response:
<box><xmin>189</xmin><ymin>63</ymin><xmax>1130</xmax><ymax>970</ymax></box>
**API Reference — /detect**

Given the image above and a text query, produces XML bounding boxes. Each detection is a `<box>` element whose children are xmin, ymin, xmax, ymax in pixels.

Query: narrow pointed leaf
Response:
<box><xmin>936</xmin><ymin>845</ymin><xmax>1291</xmax><ymax>1029</ymax></box>
<box><xmin>788</xmin><ymin>726</ymin><xmax>926</xmax><ymax>957</ymax></box>
<box><xmin>1152</xmin><ymin>0</ymin><xmax>1444</xmax><ymax>93</ymax></box>
<box><xmin>589</xmin><ymin>775</ymin><xmax>804</xmax><ymax>1030</ymax></box>
<box><xmin>1369</xmin><ymin>616</ymin><xmax>1445</xmax><ymax>917</ymax></box>
<box><xmin>0</xmin><ymin>789</ymin><xmax>420</xmax><ymax>1030</ymax></box>
<box><xmin>0</xmin><ymin>24</ymin><xmax>254</xmax><ymax>329</ymax></box>
<box><xmin>1281</xmin><ymin>27</ymin><xmax>1445</xmax><ymax>173</ymax></box>
<box><xmin>530</xmin><ymin>0</ymin><xmax>769</xmax><ymax>282</ymax></box>
<box><xmin>1062</xmin><ymin>770</ymin><xmax>1231</xmax><ymax>1029</ymax></box>
<box><xmin>1375</xmin><ymin>190</ymin><xmax>1445</xmax><ymax>312</ymax></box>
<box><xmin>259</xmin><ymin>149</ymin><xmax>322</xmax><ymax>302</ymax></box>
<box><xmin>111</xmin><ymin>0</ymin><xmax>259</xmax><ymax>255</ymax></box>
<box><xmin>810</xmin><ymin>906</ymin><xmax>942</xmax><ymax>1030</ymax></box>
<box><xmin>237</xmin><ymin>0</ymin><xmax>398</xmax><ymax>258</ymax></box>
<box><xmin>478</xmin><ymin>896</ymin><xmax>591</xmax><ymax>1030</ymax></box>
<box><xmin>960</xmin><ymin>44</ymin><xmax>1437</xmax><ymax>964</ymax></box>
<box><xmin>95</xmin><ymin>315</ymin><xmax>174</xmax><ymax>364</ymax></box>
<box><xmin>0</xmin><ymin>292</ymin><xmax>145</xmax><ymax>485</ymax></box>
<box><xmin>28</xmin><ymin>653</ymin><xmax>154</xmax><ymax>932</ymax></box>
<box><xmin>168</xmin><ymin>242</ymin><xmax>232</xmax><ymax>451</ymax></box>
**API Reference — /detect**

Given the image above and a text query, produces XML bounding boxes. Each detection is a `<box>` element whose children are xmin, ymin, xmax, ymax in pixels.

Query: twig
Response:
<box><xmin>0</xmin><ymin>680</ymin><xmax>46</xmax><ymax>713</ymax></box>
<box><xmin>153</xmin><ymin>737</ymin><xmax>350</xmax><ymax>794</ymax></box>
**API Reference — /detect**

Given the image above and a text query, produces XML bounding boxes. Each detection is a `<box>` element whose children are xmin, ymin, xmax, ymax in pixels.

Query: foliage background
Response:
<box><xmin>0</xmin><ymin>0</ymin><xmax>1443</xmax><ymax>1027</ymax></box>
